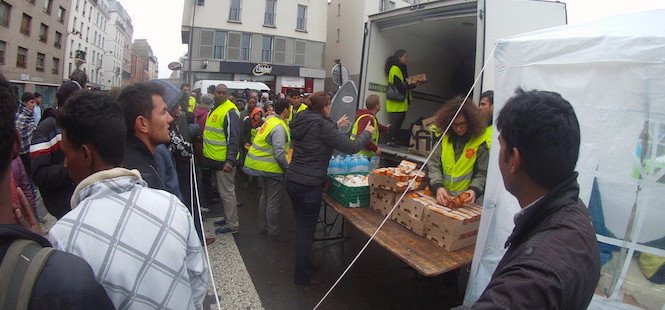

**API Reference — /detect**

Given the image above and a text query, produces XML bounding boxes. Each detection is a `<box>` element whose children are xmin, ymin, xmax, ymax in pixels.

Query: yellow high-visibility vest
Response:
<box><xmin>440</xmin><ymin>133</ymin><xmax>487</xmax><ymax>195</ymax></box>
<box><xmin>187</xmin><ymin>96</ymin><xmax>196</xmax><ymax>112</ymax></box>
<box><xmin>244</xmin><ymin>117</ymin><xmax>290</xmax><ymax>174</ymax></box>
<box><xmin>287</xmin><ymin>103</ymin><xmax>308</xmax><ymax>124</ymax></box>
<box><xmin>203</xmin><ymin>99</ymin><xmax>239</xmax><ymax>162</ymax></box>
<box><xmin>386</xmin><ymin>65</ymin><xmax>411</xmax><ymax>112</ymax></box>
<box><xmin>483</xmin><ymin>126</ymin><xmax>493</xmax><ymax>148</ymax></box>
<box><xmin>350</xmin><ymin>113</ymin><xmax>379</xmax><ymax>158</ymax></box>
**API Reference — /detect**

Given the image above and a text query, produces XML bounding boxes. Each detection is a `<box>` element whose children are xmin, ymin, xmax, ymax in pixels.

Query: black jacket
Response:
<box><xmin>30</xmin><ymin>116</ymin><xmax>74</xmax><ymax>219</ymax></box>
<box><xmin>0</xmin><ymin>225</ymin><xmax>114</xmax><ymax>309</ymax></box>
<box><xmin>455</xmin><ymin>173</ymin><xmax>600</xmax><ymax>310</ymax></box>
<box><xmin>286</xmin><ymin>110</ymin><xmax>371</xmax><ymax>187</ymax></box>
<box><xmin>123</xmin><ymin>135</ymin><xmax>166</xmax><ymax>190</ymax></box>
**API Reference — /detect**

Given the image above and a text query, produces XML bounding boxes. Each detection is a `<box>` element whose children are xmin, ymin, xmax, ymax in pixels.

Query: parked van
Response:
<box><xmin>193</xmin><ymin>80</ymin><xmax>270</xmax><ymax>95</ymax></box>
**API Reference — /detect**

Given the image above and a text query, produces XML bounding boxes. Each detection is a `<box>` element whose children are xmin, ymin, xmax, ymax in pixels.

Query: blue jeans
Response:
<box><xmin>286</xmin><ymin>180</ymin><xmax>322</xmax><ymax>283</ymax></box>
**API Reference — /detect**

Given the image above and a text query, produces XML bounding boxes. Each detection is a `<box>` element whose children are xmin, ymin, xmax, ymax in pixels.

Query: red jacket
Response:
<box><xmin>354</xmin><ymin>109</ymin><xmax>389</xmax><ymax>153</ymax></box>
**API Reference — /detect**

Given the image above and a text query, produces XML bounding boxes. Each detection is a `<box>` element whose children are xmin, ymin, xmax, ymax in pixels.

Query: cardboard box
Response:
<box><xmin>409</xmin><ymin>115</ymin><xmax>438</xmax><ymax>157</ymax></box>
<box><xmin>368</xmin><ymin>171</ymin><xmax>425</xmax><ymax>192</ymax></box>
<box><xmin>396</xmin><ymin>196</ymin><xmax>427</xmax><ymax>220</ymax></box>
<box><xmin>391</xmin><ymin>208</ymin><xmax>425</xmax><ymax>236</ymax></box>
<box><xmin>370</xmin><ymin>187</ymin><xmax>397</xmax><ymax>216</ymax></box>
<box><xmin>406</xmin><ymin>74</ymin><xmax>427</xmax><ymax>84</ymax></box>
<box><xmin>423</xmin><ymin>206</ymin><xmax>481</xmax><ymax>251</ymax></box>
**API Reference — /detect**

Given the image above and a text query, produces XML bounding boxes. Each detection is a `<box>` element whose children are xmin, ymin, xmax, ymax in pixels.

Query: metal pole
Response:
<box><xmin>188</xmin><ymin>0</ymin><xmax>196</xmax><ymax>86</ymax></box>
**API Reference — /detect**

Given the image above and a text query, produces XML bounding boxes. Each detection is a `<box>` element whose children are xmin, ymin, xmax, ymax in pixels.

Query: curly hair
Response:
<box><xmin>434</xmin><ymin>97</ymin><xmax>486</xmax><ymax>138</ymax></box>
<box><xmin>0</xmin><ymin>73</ymin><xmax>18</xmax><ymax>175</ymax></box>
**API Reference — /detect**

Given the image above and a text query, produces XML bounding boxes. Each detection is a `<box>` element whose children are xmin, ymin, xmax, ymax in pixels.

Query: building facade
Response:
<box><xmin>324</xmin><ymin>0</ymin><xmax>422</xmax><ymax>91</ymax></box>
<box><xmin>0</xmin><ymin>0</ymin><xmax>70</xmax><ymax>107</ymax></box>
<box><xmin>131</xmin><ymin>38</ymin><xmax>157</xmax><ymax>83</ymax></box>
<box><xmin>181</xmin><ymin>0</ymin><xmax>327</xmax><ymax>94</ymax></box>
<box><xmin>64</xmin><ymin>0</ymin><xmax>110</xmax><ymax>89</ymax></box>
<box><xmin>103</xmin><ymin>0</ymin><xmax>131</xmax><ymax>88</ymax></box>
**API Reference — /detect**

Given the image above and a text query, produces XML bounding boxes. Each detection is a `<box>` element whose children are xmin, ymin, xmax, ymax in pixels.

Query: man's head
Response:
<box><xmin>69</xmin><ymin>69</ymin><xmax>88</xmax><ymax>89</ymax></box>
<box><xmin>57</xmin><ymin>91</ymin><xmax>126</xmax><ymax>184</ymax></box>
<box><xmin>213</xmin><ymin>84</ymin><xmax>229</xmax><ymax>104</ymax></box>
<box><xmin>287</xmin><ymin>89</ymin><xmax>302</xmax><ymax>107</ymax></box>
<box><xmin>21</xmin><ymin>92</ymin><xmax>36</xmax><ymax>109</ymax></box>
<box><xmin>497</xmin><ymin>88</ymin><xmax>580</xmax><ymax>193</ymax></box>
<box><xmin>34</xmin><ymin>92</ymin><xmax>42</xmax><ymax>105</ymax></box>
<box><xmin>247</xmin><ymin>97</ymin><xmax>257</xmax><ymax>111</ymax></box>
<box><xmin>479</xmin><ymin>90</ymin><xmax>494</xmax><ymax>122</ymax></box>
<box><xmin>207</xmin><ymin>84</ymin><xmax>216</xmax><ymax>95</ymax></box>
<box><xmin>180</xmin><ymin>83</ymin><xmax>191</xmax><ymax>93</ymax></box>
<box><xmin>56</xmin><ymin>80</ymin><xmax>83</xmax><ymax>107</ymax></box>
<box><xmin>0</xmin><ymin>73</ymin><xmax>19</xmax><ymax>179</ymax></box>
<box><xmin>365</xmin><ymin>94</ymin><xmax>381</xmax><ymax>114</ymax></box>
<box><xmin>273</xmin><ymin>98</ymin><xmax>290</xmax><ymax>119</ymax></box>
<box><xmin>118</xmin><ymin>82</ymin><xmax>173</xmax><ymax>152</ymax></box>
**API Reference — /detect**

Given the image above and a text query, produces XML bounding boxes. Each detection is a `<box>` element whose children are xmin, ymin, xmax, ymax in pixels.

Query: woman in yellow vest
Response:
<box><xmin>428</xmin><ymin>97</ymin><xmax>489</xmax><ymax>206</ymax></box>
<box><xmin>385</xmin><ymin>49</ymin><xmax>418</xmax><ymax>147</ymax></box>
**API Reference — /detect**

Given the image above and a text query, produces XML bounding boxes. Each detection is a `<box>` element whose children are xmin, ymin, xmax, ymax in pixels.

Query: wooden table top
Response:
<box><xmin>323</xmin><ymin>194</ymin><xmax>474</xmax><ymax>277</ymax></box>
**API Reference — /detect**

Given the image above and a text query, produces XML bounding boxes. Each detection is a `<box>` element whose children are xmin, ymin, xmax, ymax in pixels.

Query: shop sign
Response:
<box><xmin>19</xmin><ymin>74</ymin><xmax>44</xmax><ymax>82</ymax></box>
<box><xmin>252</xmin><ymin>63</ymin><xmax>273</xmax><ymax>76</ymax></box>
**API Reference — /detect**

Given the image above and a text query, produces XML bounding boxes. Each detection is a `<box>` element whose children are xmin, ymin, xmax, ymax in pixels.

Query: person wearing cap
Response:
<box><xmin>286</xmin><ymin>89</ymin><xmax>307</xmax><ymax>124</ymax></box>
<box><xmin>29</xmin><ymin>78</ymin><xmax>85</xmax><ymax>219</ymax></box>
<box><xmin>118</xmin><ymin>81</ymin><xmax>173</xmax><ymax>191</ymax></box>
<box><xmin>243</xmin><ymin>98</ymin><xmax>291</xmax><ymax>242</ymax></box>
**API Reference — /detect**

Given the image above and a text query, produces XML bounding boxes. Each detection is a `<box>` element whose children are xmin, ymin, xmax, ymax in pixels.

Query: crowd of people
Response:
<box><xmin>0</xmin><ymin>56</ymin><xmax>600</xmax><ymax>309</ymax></box>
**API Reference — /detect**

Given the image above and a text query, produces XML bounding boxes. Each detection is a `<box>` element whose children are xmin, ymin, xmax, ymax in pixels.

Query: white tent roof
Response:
<box><xmin>465</xmin><ymin>9</ymin><xmax>665</xmax><ymax>309</ymax></box>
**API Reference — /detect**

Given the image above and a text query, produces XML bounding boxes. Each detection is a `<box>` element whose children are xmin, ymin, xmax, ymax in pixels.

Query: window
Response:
<box><xmin>39</xmin><ymin>23</ymin><xmax>48</xmax><ymax>42</ymax></box>
<box><xmin>0</xmin><ymin>1</ymin><xmax>11</xmax><ymax>27</ymax></box>
<box><xmin>380</xmin><ymin>0</ymin><xmax>396</xmax><ymax>12</ymax></box>
<box><xmin>261</xmin><ymin>36</ymin><xmax>273</xmax><ymax>62</ymax></box>
<box><xmin>294</xmin><ymin>40</ymin><xmax>306</xmax><ymax>66</ymax></box>
<box><xmin>21</xmin><ymin>14</ymin><xmax>32</xmax><ymax>35</ymax></box>
<box><xmin>0</xmin><ymin>41</ymin><xmax>5</xmax><ymax>64</ymax></box>
<box><xmin>213</xmin><ymin>30</ymin><xmax>227</xmax><ymax>59</ymax></box>
<box><xmin>229</xmin><ymin>0</ymin><xmax>241</xmax><ymax>22</ymax></box>
<box><xmin>297</xmin><ymin>5</ymin><xmax>307</xmax><ymax>31</ymax></box>
<box><xmin>57</xmin><ymin>6</ymin><xmax>65</xmax><ymax>23</ymax></box>
<box><xmin>241</xmin><ymin>33</ymin><xmax>251</xmax><ymax>61</ymax></box>
<box><xmin>54</xmin><ymin>31</ymin><xmax>62</xmax><ymax>48</ymax></box>
<box><xmin>337</xmin><ymin>4</ymin><xmax>341</xmax><ymax>16</ymax></box>
<box><xmin>51</xmin><ymin>57</ymin><xmax>59</xmax><ymax>74</ymax></box>
<box><xmin>75</xmin><ymin>0</ymin><xmax>79</xmax><ymax>11</ymax></box>
<box><xmin>17</xmin><ymin>47</ymin><xmax>27</xmax><ymax>68</ymax></box>
<box><xmin>36</xmin><ymin>53</ymin><xmax>45</xmax><ymax>71</ymax></box>
<box><xmin>273</xmin><ymin>37</ymin><xmax>286</xmax><ymax>63</ymax></box>
<box><xmin>336</xmin><ymin>28</ymin><xmax>340</xmax><ymax>42</ymax></box>
<box><xmin>264</xmin><ymin>0</ymin><xmax>275</xmax><ymax>26</ymax></box>
<box><xmin>196</xmin><ymin>0</ymin><xmax>204</xmax><ymax>6</ymax></box>
<box><xmin>42</xmin><ymin>0</ymin><xmax>52</xmax><ymax>14</ymax></box>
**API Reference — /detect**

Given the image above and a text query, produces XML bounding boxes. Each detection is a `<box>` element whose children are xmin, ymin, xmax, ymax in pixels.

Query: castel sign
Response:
<box><xmin>252</xmin><ymin>63</ymin><xmax>273</xmax><ymax>76</ymax></box>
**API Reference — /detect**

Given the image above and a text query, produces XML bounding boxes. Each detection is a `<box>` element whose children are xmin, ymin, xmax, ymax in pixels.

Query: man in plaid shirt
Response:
<box><xmin>49</xmin><ymin>91</ymin><xmax>209</xmax><ymax>310</ymax></box>
<box><xmin>15</xmin><ymin>92</ymin><xmax>36</xmax><ymax>172</ymax></box>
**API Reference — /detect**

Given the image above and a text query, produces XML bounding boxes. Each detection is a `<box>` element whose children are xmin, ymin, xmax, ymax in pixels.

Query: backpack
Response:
<box><xmin>0</xmin><ymin>239</ymin><xmax>55</xmax><ymax>310</ymax></box>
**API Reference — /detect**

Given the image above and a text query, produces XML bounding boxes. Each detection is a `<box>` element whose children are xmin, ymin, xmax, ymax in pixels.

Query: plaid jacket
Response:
<box><xmin>15</xmin><ymin>102</ymin><xmax>35</xmax><ymax>155</ymax></box>
<box><xmin>49</xmin><ymin>168</ymin><xmax>208</xmax><ymax>310</ymax></box>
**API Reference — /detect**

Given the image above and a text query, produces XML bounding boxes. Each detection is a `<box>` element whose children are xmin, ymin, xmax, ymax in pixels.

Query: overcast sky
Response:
<box><xmin>119</xmin><ymin>0</ymin><xmax>665</xmax><ymax>79</ymax></box>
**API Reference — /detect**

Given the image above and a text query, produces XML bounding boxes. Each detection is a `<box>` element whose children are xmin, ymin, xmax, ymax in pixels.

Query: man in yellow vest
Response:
<box><xmin>286</xmin><ymin>89</ymin><xmax>307</xmax><ymax>124</ymax></box>
<box><xmin>479</xmin><ymin>90</ymin><xmax>494</xmax><ymax>147</ymax></box>
<box><xmin>350</xmin><ymin>94</ymin><xmax>390</xmax><ymax>158</ymax></box>
<box><xmin>203</xmin><ymin>84</ymin><xmax>242</xmax><ymax>234</ymax></box>
<box><xmin>181</xmin><ymin>83</ymin><xmax>197</xmax><ymax>113</ymax></box>
<box><xmin>243</xmin><ymin>98</ymin><xmax>291</xmax><ymax>242</ymax></box>
<box><xmin>428</xmin><ymin>98</ymin><xmax>489</xmax><ymax>206</ymax></box>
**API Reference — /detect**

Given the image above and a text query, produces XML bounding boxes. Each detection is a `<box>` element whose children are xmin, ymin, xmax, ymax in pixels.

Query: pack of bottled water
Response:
<box><xmin>328</xmin><ymin>154</ymin><xmax>376</xmax><ymax>175</ymax></box>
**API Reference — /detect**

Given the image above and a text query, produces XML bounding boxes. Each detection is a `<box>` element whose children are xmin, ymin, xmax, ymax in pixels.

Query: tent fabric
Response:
<box><xmin>464</xmin><ymin>9</ymin><xmax>665</xmax><ymax>308</ymax></box>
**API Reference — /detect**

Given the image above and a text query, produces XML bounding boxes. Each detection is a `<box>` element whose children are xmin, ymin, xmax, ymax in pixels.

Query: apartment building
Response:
<box><xmin>103</xmin><ymin>0</ymin><xmax>131</xmax><ymax>88</ymax></box>
<box><xmin>325</xmin><ymin>0</ymin><xmax>423</xmax><ymax>90</ymax></box>
<box><xmin>130</xmin><ymin>38</ymin><xmax>157</xmax><ymax>83</ymax></box>
<box><xmin>181</xmin><ymin>0</ymin><xmax>327</xmax><ymax>94</ymax></box>
<box><xmin>0</xmin><ymin>0</ymin><xmax>69</xmax><ymax>107</ymax></box>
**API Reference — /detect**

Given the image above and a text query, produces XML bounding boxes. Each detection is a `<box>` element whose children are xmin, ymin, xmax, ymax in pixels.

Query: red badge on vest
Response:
<box><xmin>465</xmin><ymin>148</ymin><xmax>475</xmax><ymax>159</ymax></box>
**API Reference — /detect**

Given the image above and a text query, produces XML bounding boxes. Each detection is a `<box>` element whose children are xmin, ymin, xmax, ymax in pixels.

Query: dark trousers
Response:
<box><xmin>286</xmin><ymin>180</ymin><xmax>322</xmax><ymax>283</ymax></box>
<box><xmin>389</xmin><ymin>112</ymin><xmax>407</xmax><ymax>143</ymax></box>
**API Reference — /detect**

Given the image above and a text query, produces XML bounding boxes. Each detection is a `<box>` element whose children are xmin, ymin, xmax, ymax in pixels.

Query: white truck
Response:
<box><xmin>358</xmin><ymin>0</ymin><xmax>568</xmax><ymax>133</ymax></box>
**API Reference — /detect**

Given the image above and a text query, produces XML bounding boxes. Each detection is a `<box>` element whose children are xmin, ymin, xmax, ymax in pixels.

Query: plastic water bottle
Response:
<box><xmin>369</xmin><ymin>156</ymin><xmax>379</xmax><ymax>171</ymax></box>
<box><xmin>332</xmin><ymin>155</ymin><xmax>343</xmax><ymax>174</ymax></box>
<box><xmin>360</xmin><ymin>155</ymin><xmax>370</xmax><ymax>172</ymax></box>
<box><xmin>327</xmin><ymin>157</ymin><xmax>335</xmax><ymax>175</ymax></box>
<box><xmin>351</xmin><ymin>155</ymin><xmax>360</xmax><ymax>172</ymax></box>
<box><xmin>343</xmin><ymin>155</ymin><xmax>352</xmax><ymax>174</ymax></box>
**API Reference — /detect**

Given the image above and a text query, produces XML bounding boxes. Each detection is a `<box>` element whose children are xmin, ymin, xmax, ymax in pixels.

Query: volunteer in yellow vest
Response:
<box><xmin>243</xmin><ymin>98</ymin><xmax>292</xmax><ymax>241</ymax></box>
<box><xmin>384</xmin><ymin>49</ymin><xmax>422</xmax><ymax>147</ymax></box>
<box><xmin>479</xmin><ymin>90</ymin><xmax>494</xmax><ymax>147</ymax></box>
<box><xmin>203</xmin><ymin>84</ymin><xmax>242</xmax><ymax>234</ymax></box>
<box><xmin>350</xmin><ymin>94</ymin><xmax>391</xmax><ymax>157</ymax></box>
<box><xmin>286</xmin><ymin>89</ymin><xmax>307</xmax><ymax>124</ymax></box>
<box><xmin>180</xmin><ymin>83</ymin><xmax>197</xmax><ymax>112</ymax></box>
<box><xmin>428</xmin><ymin>97</ymin><xmax>489</xmax><ymax>206</ymax></box>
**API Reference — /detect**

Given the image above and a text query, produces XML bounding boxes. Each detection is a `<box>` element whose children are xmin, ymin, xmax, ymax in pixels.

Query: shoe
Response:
<box><xmin>266</xmin><ymin>235</ymin><xmax>290</xmax><ymax>243</ymax></box>
<box><xmin>215</xmin><ymin>227</ymin><xmax>238</xmax><ymax>234</ymax></box>
<box><xmin>214</xmin><ymin>219</ymin><xmax>227</xmax><ymax>226</ymax></box>
<box><xmin>386</xmin><ymin>141</ymin><xmax>399</xmax><ymax>148</ymax></box>
<box><xmin>205</xmin><ymin>237</ymin><xmax>216</xmax><ymax>246</ymax></box>
<box><xmin>294</xmin><ymin>276</ymin><xmax>322</xmax><ymax>286</ymax></box>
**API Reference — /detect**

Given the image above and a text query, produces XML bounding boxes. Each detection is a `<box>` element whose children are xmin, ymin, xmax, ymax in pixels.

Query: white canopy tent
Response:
<box><xmin>465</xmin><ymin>10</ymin><xmax>665</xmax><ymax>309</ymax></box>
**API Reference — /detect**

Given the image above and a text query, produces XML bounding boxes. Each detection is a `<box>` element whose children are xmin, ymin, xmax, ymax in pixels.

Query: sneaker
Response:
<box><xmin>214</xmin><ymin>219</ymin><xmax>227</xmax><ymax>226</ymax></box>
<box><xmin>215</xmin><ymin>227</ymin><xmax>238</xmax><ymax>234</ymax></box>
